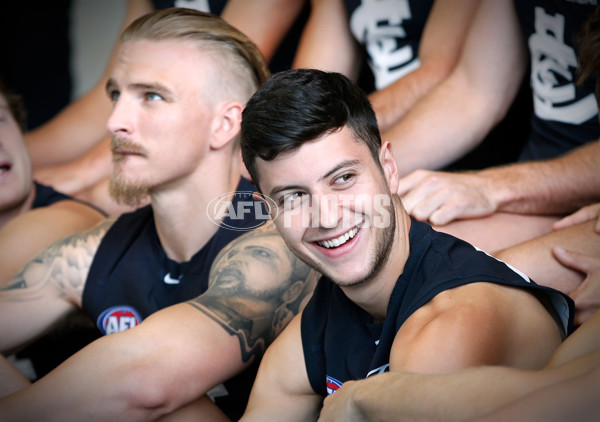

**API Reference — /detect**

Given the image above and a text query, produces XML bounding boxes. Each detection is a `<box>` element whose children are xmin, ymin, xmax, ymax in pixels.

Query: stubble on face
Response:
<box><xmin>291</xmin><ymin>196</ymin><xmax>397</xmax><ymax>289</ymax></box>
<box><xmin>108</xmin><ymin>137</ymin><xmax>150</xmax><ymax>207</ymax></box>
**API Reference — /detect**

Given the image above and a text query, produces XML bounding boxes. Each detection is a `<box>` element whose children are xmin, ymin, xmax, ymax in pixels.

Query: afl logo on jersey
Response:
<box><xmin>97</xmin><ymin>306</ymin><xmax>142</xmax><ymax>335</ymax></box>
<box><xmin>326</xmin><ymin>375</ymin><xmax>343</xmax><ymax>395</ymax></box>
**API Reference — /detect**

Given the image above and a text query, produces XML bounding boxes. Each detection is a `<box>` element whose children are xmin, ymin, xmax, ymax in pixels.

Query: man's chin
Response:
<box><xmin>108</xmin><ymin>176</ymin><xmax>150</xmax><ymax>207</ymax></box>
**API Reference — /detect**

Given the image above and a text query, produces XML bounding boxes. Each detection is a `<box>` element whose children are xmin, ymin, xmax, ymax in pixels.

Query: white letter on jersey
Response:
<box><xmin>529</xmin><ymin>7</ymin><xmax>598</xmax><ymax>124</ymax></box>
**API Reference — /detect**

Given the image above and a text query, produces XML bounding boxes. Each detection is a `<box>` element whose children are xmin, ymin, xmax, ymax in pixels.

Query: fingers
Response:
<box><xmin>553</xmin><ymin>203</ymin><xmax>600</xmax><ymax>231</ymax></box>
<box><xmin>552</xmin><ymin>246</ymin><xmax>599</xmax><ymax>275</ymax></box>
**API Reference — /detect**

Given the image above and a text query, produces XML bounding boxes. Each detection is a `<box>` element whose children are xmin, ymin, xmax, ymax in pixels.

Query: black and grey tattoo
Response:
<box><xmin>0</xmin><ymin>219</ymin><xmax>115</xmax><ymax>303</ymax></box>
<box><xmin>188</xmin><ymin>222</ymin><xmax>319</xmax><ymax>363</ymax></box>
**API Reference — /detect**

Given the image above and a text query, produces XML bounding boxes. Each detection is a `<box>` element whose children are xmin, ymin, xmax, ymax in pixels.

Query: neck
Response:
<box><xmin>341</xmin><ymin>196</ymin><xmax>411</xmax><ymax>321</ymax></box>
<box><xmin>0</xmin><ymin>184</ymin><xmax>36</xmax><ymax>230</ymax></box>
<box><xmin>151</xmin><ymin>153</ymin><xmax>242</xmax><ymax>262</ymax></box>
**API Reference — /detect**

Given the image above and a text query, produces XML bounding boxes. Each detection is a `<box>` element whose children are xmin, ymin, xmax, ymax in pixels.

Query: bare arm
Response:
<box><xmin>24</xmin><ymin>0</ymin><xmax>153</xmax><ymax>167</ymax></box>
<box><xmin>222</xmin><ymin>0</ymin><xmax>306</xmax><ymax>64</ymax></box>
<box><xmin>32</xmin><ymin>135</ymin><xmax>113</xmax><ymax>197</ymax></box>
<box><xmin>388</xmin><ymin>0</ymin><xmax>527</xmax><ymax>175</ymax></box>
<box><xmin>318</xmin><ymin>281</ymin><xmax>564</xmax><ymax>421</ymax></box>
<box><xmin>241</xmin><ymin>315</ymin><xmax>323</xmax><ymax>421</ymax></box>
<box><xmin>398</xmin><ymin>140</ymin><xmax>600</xmax><ymax>226</ymax></box>
<box><xmin>0</xmin><ymin>218</ymin><xmax>112</xmax><ymax>354</ymax></box>
<box><xmin>0</xmin><ymin>223</ymin><xmax>319</xmax><ymax>422</ymax></box>
<box><xmin>372</xmin><ymin>0</ymin><xmax>479</xmax><ymax>132</ymax></box>
<box><xmin>292</xmin><ymin>0</ymin><xmax>363</xmax><ymax>81</ymax></box>
<box><xmin>0</xmin><ymin>200</ymin><xmax>106</xmax><ymax>284</ymax></box>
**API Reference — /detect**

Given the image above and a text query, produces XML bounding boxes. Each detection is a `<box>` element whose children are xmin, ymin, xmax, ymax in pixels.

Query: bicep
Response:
<box><xmin>242</xmin><ymin>315</ymin><xmax>321</xmax><ymax>421</ymax></box>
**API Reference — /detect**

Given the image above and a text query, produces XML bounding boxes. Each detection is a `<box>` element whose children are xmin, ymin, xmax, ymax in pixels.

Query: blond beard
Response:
<box><xmin>108</xmin><ymin>172</ymin><xmax>150</xmax><ymax>207</ymax></box>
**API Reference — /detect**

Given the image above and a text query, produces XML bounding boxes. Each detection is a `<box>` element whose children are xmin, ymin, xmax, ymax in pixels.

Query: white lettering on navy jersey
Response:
<box><xmin>529</xmin><ymin>7</ymin><xmax>598</xmax><ymax>124</ymax></box>
<box><xmin>350</xmin><ymin>0</ymin><xmax>420</xmax><ymax>89</ymax></box>
<box><xmin>174</xmin><ymin>0</ymin><xmax>210</xmax><ymax>12</ymax></box>
<box><xmin>367</xmin><ymin>363</ymin><xmax>390</xmax><ymax>378</ymax></box>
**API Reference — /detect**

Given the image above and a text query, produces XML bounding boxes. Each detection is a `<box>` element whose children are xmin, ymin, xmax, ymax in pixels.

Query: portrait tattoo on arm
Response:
<box><xmin>0</xmin><ymin>218</ymin><xmax>115</xmax><ymax>302</ymax></box>
<box><xmin>187</xmin><ymin>223</ymin><xmax>319</xmax><ymax>363</ymax></box>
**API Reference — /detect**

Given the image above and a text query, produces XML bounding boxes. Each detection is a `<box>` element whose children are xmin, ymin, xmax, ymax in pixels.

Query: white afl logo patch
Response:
<box><xmin>207</xmin><ymin>191</ymin><xmax>278</xmax><ymax>231</ymax></box>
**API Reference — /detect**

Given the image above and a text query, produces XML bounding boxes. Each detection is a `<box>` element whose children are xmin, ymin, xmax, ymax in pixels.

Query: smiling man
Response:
<box><xmin>239</xmin><ymin>69</ymin><xmax>574</xmax><ymax>421</ymax></box>
<box><xmin>0</xmin><ymin>9</ymin><xmax>318</xmax><ymax>421</ymax></box>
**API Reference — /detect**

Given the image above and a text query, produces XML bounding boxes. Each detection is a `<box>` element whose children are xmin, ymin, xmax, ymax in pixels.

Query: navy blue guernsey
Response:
<box><xmin>32</xmin><ymin>181</ymin><xmax>107</xmax><ymax>216</ymax></box>
<box><xmin>31</xmin><ymin>182</ymin><xmax>71</xmax><ymax>208</ymax></box>
<box><xmin>343</xmin><ymin>0</ymin><xmax>434</xmax><ymax>90</ymax></box>
<box><xmin>301</xmin><ymin>219</ymin><xmax>573</xmax><ymax>396</ymax></box>
<box><xmin>514</xmin><ymin>0</ymin><xmax>599</xmax><ymax>161</ymax></box>
<box><xmin>82</xmin><ymin>178</ymin><xmax>263</xmax><ymax>333</ymax></box>
<box><xmin>151</xmin><ymin>0</ymin><xmax>226</xmax><ymax>15</ymax></box>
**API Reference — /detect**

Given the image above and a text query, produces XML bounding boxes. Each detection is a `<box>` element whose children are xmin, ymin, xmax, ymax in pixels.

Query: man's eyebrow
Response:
<box><xmin>105</xmin><ymin>79</ymin><xmax>171</xmax><ymax>95</ymax></box>
<box><xmin>320</xmin><ymin>159</ymin><xmax>361</xmax><ymax>181</ymax></box>
<box><xmin>268</xmin><ymin>159</ymin><xmax>361</xmax><ymax>197</ymax></box>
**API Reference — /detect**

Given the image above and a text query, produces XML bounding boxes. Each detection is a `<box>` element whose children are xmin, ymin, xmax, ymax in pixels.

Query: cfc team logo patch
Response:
<box><xmin>326</xmin><ymin>375</ymin><xmax>343</xmax><ymax>395</ymax></box>
<box><xmin>97</xmin><ymin>305</ymin><xmax>142</xmax><ymax>335</ymax></box>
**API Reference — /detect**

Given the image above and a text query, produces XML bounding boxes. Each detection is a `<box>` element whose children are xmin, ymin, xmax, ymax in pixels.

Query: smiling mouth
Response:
<box><xmin>316</xmin><ymin>226</ymin><xmax>360</xmax><ymax>249</ymax></box>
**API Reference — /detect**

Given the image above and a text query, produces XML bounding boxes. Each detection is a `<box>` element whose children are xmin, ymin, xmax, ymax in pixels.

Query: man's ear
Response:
<box><xmin>379</xmin><ymin>141</ymin><xmax>399</xmax><ymax>193</ymax></box>
<box><xmin>210</xmin><ymin>101</ymin><xmax>244</xmax><ymax>150</ymax></box>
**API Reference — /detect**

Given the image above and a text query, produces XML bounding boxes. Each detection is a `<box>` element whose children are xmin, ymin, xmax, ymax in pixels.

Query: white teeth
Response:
<box><xmin>317</xmin><ymin>227</ymin><xmax>359</xmax><ymax>249</ymax></box>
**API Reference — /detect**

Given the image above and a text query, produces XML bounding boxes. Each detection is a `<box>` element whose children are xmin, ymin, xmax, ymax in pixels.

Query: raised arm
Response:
<box><xmin>388</xmin><ymin>0</ymin><xmax>527</xmax><ymax>175</ymax></box>
<box><xmin>371</xmin><ymin>0</ymin><xmax>480</xmax><ymax>132</ymax></box>
<box><xmin>292</xmin><ymin>0</ymin><xmax>363</xmax><ymax>81</ymax></box>
<box><xmin>0</xmin><ymin>218</ymin><xmax>113</xmax><ymax>354</ymax></box>
<box><xmin>0</xmin><ymin>223</ymin><xmax>319</xmax><ymax>422</ymax></box>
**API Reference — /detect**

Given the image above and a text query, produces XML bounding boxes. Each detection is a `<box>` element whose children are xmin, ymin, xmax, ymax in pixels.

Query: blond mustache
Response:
<box><xmin>111</xmin><ymin>137</ymin><xmax>148</xmax><ymax>157</ymax></box>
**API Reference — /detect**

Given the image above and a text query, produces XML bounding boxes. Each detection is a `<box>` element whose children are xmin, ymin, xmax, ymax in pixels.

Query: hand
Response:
<box><xmin>553</xmin><ymin>246</ymin><xmax>600</xmax><ymax>326</ymax></box>
<box><xmin>318</xmin><ymin>380</ymin><xmax>366</xmax><ymax>422</ymax></box>
<box><xmin>397</xmin><ymin>169</ymin><xmax>496</xmax><ymax>225</ymax></box>
<box><xmin>553</xmin><ymin>203</ymin><xmax>600</xmax><ymax>233</ymax></box>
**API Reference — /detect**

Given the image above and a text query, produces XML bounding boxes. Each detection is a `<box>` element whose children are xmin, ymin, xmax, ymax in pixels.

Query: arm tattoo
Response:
<box><xmin>188</xmin><ymin>223</ymin><xmax>319</xmax><ymax>363</ymax></box>
<box><xmin>0</xmin><ymin>219</ymin><xmax>115</xmax><ymax>302</ymax></box>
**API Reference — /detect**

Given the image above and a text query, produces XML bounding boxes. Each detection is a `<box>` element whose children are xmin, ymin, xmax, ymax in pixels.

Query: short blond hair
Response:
<box><xmin>122</xmin><ymin>8</ymin><xmax>270</xmax><ymax>103</ymax></box>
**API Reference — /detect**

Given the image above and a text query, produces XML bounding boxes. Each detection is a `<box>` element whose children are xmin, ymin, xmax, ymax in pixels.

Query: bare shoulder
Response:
<box><xmin>0</xmin><ymin>217</ymin><xmax>116</xmax><ymax>302</ymax></box>
<box><xmin>187</xmin><ymin>222</ymin><xmax>320</xmax><ymax>363</ymax></box>
<box><xmin>392</xmin><ymin>282</ymin><xmax>562</xmax><ymax>373</ymax></box>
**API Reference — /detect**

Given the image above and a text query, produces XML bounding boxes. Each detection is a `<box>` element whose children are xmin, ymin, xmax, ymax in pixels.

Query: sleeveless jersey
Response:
<box><xmin>344</xmin><ymin>0</ymin><xmax>435</xmax><ymax>90</ymax></box>
<box><xmin>82</xmin><ymin>178</ymin><xmax>265</xmax><ymax>419</ymax></box>
<box><xmin>31</xmin><ymin>182</ymin><xmax>71</xmax><ymax>208</ymax></box>
<box><xmin>32</xmin><ymin>181</ymin><xmax>107</xmax><ymax>216</ymax></box>
<box><xmin>151</xmin><ymin>0</ymin><xmax>226</xmax><ymax>15</ymax></box>
<box><xmin>515</xmin><ymin>0</ymin><xmax>599</xmax><ymax>160</ymax></box>
<box><xmin>301</xmin><ymin>219</ymin><xmax>573</xmax><ymax>396</ymax></box>
<box><xmin>82</xmin><ymin>177</ymin><xmax>264</xmax><ymax>332</ymax></box>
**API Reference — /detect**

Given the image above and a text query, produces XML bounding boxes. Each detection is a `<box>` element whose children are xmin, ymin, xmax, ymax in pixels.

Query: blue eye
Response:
<box><xmin>145</xmin><ymin>92</ymin><xmax>163</xmax><ymax>101</ymax></box>
<box><xmin>108</xmin><ymin>90</ymin><xmax>120</xmax><ymax>102</ymax></box>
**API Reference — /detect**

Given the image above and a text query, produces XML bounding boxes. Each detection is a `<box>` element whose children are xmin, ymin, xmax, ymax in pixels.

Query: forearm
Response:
<box><xmin>482</xmin><ymin>141</ymin><xmax>600</xmax><ymax>215</ymax></box>
<box><xmin>388</xmin><ymin>71</ymin><xmax>507</xmax><ymax>175</ymax></box>
<box><xmin>0</xmin><ymin>327</ymin><xmax>192</xmax><ymax>421</ymax></box>
<box><xmin>373</xmin><ymin>0</ymin><xmax>480</xmax><ymax>132</ymax></box>
<box><xmin>0</xmin><ymin>355</ymin><xmax>30</xmax><ymax>398</ymax></box>
<box><xmin>348</xmin><ymin>365</ymin><xmax>573</xmax><ymax>422</ymax></box>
